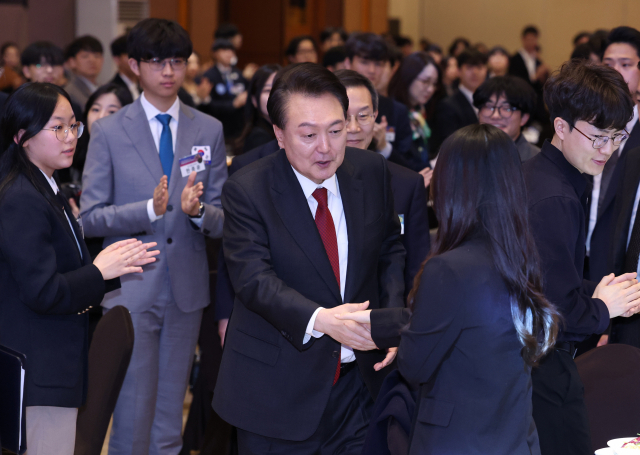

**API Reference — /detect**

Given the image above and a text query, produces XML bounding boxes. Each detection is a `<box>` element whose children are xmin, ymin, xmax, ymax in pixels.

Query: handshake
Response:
<box><xmin>313</xmin><ymin>301</ymin><xmax>397</xmax><ymax>371</ymax></box>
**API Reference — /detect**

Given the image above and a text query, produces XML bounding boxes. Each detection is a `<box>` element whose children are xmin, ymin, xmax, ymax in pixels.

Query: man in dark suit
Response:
<box><xmin>110</xmin><ymin>35</ymin><xmax>140</xmax><ymax>101</ymax></box>
<box><xmin>213</xmin><ymin>63</ymin><xmax>406</xmax><ymax>454</ymax></box>
<box><xmin>435</xmin><ymin>49</ymin><xmax>486</xmax><ymax>148</ymax></box>
<box><xmin>344</xmin><ymin>33</ymin><xmax>413</xmax><ymax>167</ymax></box>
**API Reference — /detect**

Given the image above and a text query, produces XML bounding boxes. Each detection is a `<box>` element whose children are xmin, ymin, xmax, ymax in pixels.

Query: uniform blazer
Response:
<box><xmin>398</xmin><ymin>237</ymin><xmax>540</xmax><ymax>455</ymax></box>
<box><xmin>213</xmin><ymin>147</ymin><xmax>406</xmax><ymax>441</ymax></box>
<box><xmin>378</xmin><ymin>94</ymin><xmax>413</xmax><ymax>156</ymax></box>
<box><xmin>80</xmin><ymin>97</ymin><xmax>227</xmax><ymax>313</ymax></box>
<box><xmin>435</xmin><ymin>90</ymin><xmax>478</xmax><ymax>147</ymax></box>
<box><xmin>64</xmin><ymin>75</ymin><xmax>94</xmax><ymax>109</ymax></box>
<box><xmin>215</xmin><ymin>140</ymin><xmax>429</xmax><ymax>319</ymax></box>
<box><xmin>200</xmin><ymin>65</ymin><xmax>247</xmax><ymax>139</ymax></box>
<box><xmin>0</xmin><ymin>171</ymin><xmax>119</xmax><ymax>407</ymax></box>
<box><xmin>509</xmin><ymin>52</ymin><xmax>540</xmax><ymax>86</ymax></box>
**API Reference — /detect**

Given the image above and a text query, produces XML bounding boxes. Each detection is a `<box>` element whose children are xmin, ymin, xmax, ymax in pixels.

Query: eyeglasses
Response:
<box><xmin>573</xmin><ymin>125</ymin><xmax>629</xmax><ymax>149</ymax></box>
<box><xmin>42</xmin><ymin>122</ymin><xmax>84</xmax><ymax>141</ymax></box>
<box><xmin>140</xmin><ymin>58</ymin><xmax>187</xmax><ymax>71</ymax></box>
<box><xmin>479</xmin><ymin>104</ymin><xmax>519</xmax><ymax>119</ymax></box>
<box><xmin>346</xmin><ymin>112</ymin><xmax>374</xmax><ymax>127</ymax></box>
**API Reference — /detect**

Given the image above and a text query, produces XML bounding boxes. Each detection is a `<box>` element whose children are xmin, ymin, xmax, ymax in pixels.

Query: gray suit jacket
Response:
<box><xmin>80</xmin><ymin>97</ymin><xmax>227</xmax><ymax>313</ymax></box>
<box><xmin>64</xmin><ymin>75</ymin><xmax>94</xmax><ymax>109</ymax></box>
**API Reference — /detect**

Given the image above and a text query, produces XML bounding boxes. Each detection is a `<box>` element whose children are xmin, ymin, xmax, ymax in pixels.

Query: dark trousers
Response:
<box><xmin>532</xmin><ymin>349</ymin><xmax>591</xmax><ymax>455</ymax></box>
<box><xmin>237</xmin><ymin>365</ymin><xmax>373</xmax><ymax>455</ymax></box>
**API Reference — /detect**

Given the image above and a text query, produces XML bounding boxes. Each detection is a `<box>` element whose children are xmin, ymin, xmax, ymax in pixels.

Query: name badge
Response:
<box><xmin>179</xmin><ymin>154</ymin><xmax>206</xmax><ymax>177</ymax></box>
<box><xmin>192</xmin><ymin>145</ymin><xmax>211</xmax><ymax>165</ymax></box>
<box><xmin>386</xmin><ymin>126</ymin><xmax>396</xmax><ymax>143</ymax></box>
<box><xmin>399</xmin><ymin>214</ymin><xmax>405</xmax><ymax>235</ymax></box>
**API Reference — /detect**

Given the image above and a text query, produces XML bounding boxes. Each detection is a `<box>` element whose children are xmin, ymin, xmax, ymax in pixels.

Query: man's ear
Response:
<box><xmin>68</xmin><ymin>57</ymin><xmax>77</xmax><ymax>71</ymax></box>
<box><xmin>520</xmin><ymin>113</ymin><xmax>530</xmax><ymax>127</ymax></box>
<box><xmin>22</xmin><ymin>66</ymin><xmax>31</xmax><ymax>80</ymax></box>
<box><xmin>129</xmin><ymin>58</ymin><xmax>140</xmax><ymax>77</ymax></box>
<box><xmin>553</xmin><ymin>117</ymin><xmax>568</xmax><ymax>141</ymax></box>
<box><xmin>344</xmin><ymin>58</ymin><xmax>352</xmax><ymax>70</ymax></box>
<box><xmin>273</xmin><ymin>124</ymin><xmax>286</xmax><ymax>149</ymax></box>
<box><xmin>373</xmin><ymin>110</ymin><xmax>379</xmax><ymax>122</ymax></box>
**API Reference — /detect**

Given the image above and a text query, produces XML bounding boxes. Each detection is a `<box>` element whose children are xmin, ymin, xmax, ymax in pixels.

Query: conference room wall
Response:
<box><xmin>391</xmin><ymin>0</ymin><xmax>640</xmax><ymax>72</ymax></box>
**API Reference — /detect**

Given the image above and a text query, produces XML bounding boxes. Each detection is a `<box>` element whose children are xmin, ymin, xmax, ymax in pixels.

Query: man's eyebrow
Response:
<box><xmin>297</xmin><ymin>119</ymin><xmax>345</xmax><ymax>128</ymax></box>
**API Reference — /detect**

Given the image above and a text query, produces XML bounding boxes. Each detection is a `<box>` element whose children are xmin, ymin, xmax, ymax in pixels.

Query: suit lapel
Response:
<box><xmin>456</xmin><ymin>90</ymin><xmax>477</xmax><ymax>123</ymax></box>
<box><xmin>124</xmin><ymin>99</ymin><xmax>163</xmax><ymax>182</ymax></box>
<box><xmin>169</xmin><ymin>102</ymin><xmax>199</xmax><ymax>197</ymax></box>
<box><xmin>271</xmin><ymin>151</ymin><xmax>342</xmax><ymax>304</ymax></box>
<box><xmin>625</xmin><ymin>119</ymin><xmax>640</xmax><ymax>152</ymax></box>
<box><xmin>336</xmin><ymin>156</ymin><xmax>363</xmax><ymax>303</ymax></box>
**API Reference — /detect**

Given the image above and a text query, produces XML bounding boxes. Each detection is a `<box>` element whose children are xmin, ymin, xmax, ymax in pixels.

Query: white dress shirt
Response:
<box><xmin>519</xmin><ymin>49</ymin><xmax>537</xmax><ymax>82</ymax></box>
<box><xmin>587</xmin><ymin>105</ymin><xmax>638</xmax><ymax>255</ymax></box>
<box><xmin>293</xmin><ymin>167</ymin><xmax>354</xmax><ymax>363</ymax></box>
<box><xmin>39</xmin><ymin>170</ymin><xmax>82</xmax><ymax>258</ymax></box>
<box><xmin>139</xmin><ymin>93</ymin><xmax>204</xmax><ymax>227</ymax></box>
<box><xmin>119</xmin><ymin>72</ymin><xmax>140</xmax><ymax>100</ymax></box>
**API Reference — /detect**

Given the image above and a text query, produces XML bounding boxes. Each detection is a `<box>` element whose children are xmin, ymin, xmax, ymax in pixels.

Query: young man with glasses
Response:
<box><xmin>80</xmin><ymin>18</ymin><xmax>227</xmax><ymax>455</ymax></box>
<box><xmin>473</xmin><ymin>75</ymin><xmax>540</xmax><ymax>162</ymax></box>
<box><xmin>523</xmin><ymin>60</ymin><xmax>640</xmax><ymax>455</ymax></box>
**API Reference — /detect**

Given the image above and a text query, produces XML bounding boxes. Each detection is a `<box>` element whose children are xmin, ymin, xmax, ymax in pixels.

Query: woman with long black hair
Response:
<box><xmin>0</xmin><ymin>82</ymin><xmax>157</xmax><ymax>455</ymax></box>
<box><xmin>397</xmin><ymin>124</ymin><xmax>560</xmax><ymax>454</ymax></box>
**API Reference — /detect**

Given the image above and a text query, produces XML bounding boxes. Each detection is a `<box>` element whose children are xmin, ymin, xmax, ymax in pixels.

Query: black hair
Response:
<box><xmin>334</xmin><ymin>69</ymin><xmax>379</xmax><ymax>111</ymax></box>
<box><xmin>387</xmin><ymin>44</ymin><xmax>403</xmax><ymax>67</ymax></box>
<box><xmin>285</xmin><ymin>35</ymin><xmax>317</xmax><ymax>58</ymax></box>
<box><xmin>322</xmin><ymin>46</ymin><xmax>347</xmax><ymax>69</ymax></box>
<box><xmin>488</xmin><ymin>46</ymin><xmax>509</xmax><ymax>58</ymax></box>
<box><xmin>212</xmin><ymin>39</ymin><xmax>235</xmax><ymax>52</ymax></box>
<box><xmin>320</xmin><ymin>27</ymin><xmax>348</xmax><ymax>45</ymax></box>
<box><xmin>410</xmin><ymin>124</ymin><xmax>560</xmax><ymax>366</ymax></box>
<box><xmin>573</xmin><ymin>31</ymin><xmax>591</xmax><ymax>46</ymax></box>
<box><xmin>522</xmin><ymin>25</ymin><xmax>539</xmax><ymax>38</ymax></box>
<box><xmin>427</xmin><ymin>43</ymin><xmax>442</xmax><ymax>55</ymax></box>
<box><xmin>345</xmin><ymin>32</ymin><xmax>389</xmax><ymax>63</ymax></box>
<box><xmin>473</xmin><ymin>76</ymin><xmax>536</xmax><ymax>115</ymax></box>
<box><xmin>21</xmin><ymin>41</ymin><xmax>64</xmax><ymax>67</ymax></box>
<box><xmin>235</xmin><ymin>64</ymin><xmax>282</xmax><ymax>148</ymax></box>
<box><xmin>589</xmin><ymin>29</ymin><xmax>609</xmax><ymax>57</ymax></box>
<box><xmin>267</xmin><ymin>63</ymin><xmax>348</xmax><ymax>129</ymax></box>
<box><xmin>456</xmin><ymin>48</ymin><xmax>488</xmax><ymax>68</ymax></box>
<box><xmin>394</xmin><ymin>36</ymin><xmax>413</xmax><ymax>48</ymax></box>
<box><xmin>571</xmin><ymin>43</ymin><xmax>595</xmax><ymax>61</ymax></box>
<box><xmin>604</xmin><ymin>26</ymin><xmax>640</xmax><ymax>59</ymax></box>
<box><xmin>0</xmin><ymin>83</ymin><xmax>73</xmax><ymax>202</ymax></box>
<box><xmin>64</xmin><ymin>35</ymin><xmax>103</xmax><ymax>60</ymax></box>
<box><xmin>448</xmin><ymin>37</ymin><xmax>470</xmax><ymax>57</ymax></box>
<box><xmin>110</xmin><ymin>35</ymin><xmax>128</xmax><ymax>57</ymax></box>
<box><xmin>127</xmin><ymin>18</ymin><xmax>192</xmax><ymax>62</ymax></box>
<box><xmin>84</xmin><ymin>82</ymin><xmax>133</xmax><ymax>116</ymax></box>
<box><xmin>388</xmin><ymin>52</ymin><xmax>440</xmax><ymax>109</ymax></box>
<box><xmin>215</xmin><ymin>23</ymin><xmax>240</xmax><ymax>40</ymax></box>
<box><xmin>544</xmin><ymin>59</ymin><xmax>633</xmax><ymax>131</ymax></box>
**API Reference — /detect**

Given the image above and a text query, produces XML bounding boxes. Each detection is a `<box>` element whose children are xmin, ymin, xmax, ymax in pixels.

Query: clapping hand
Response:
<box><xmin>93</xmin><ymin>239</ymin><xmax>159</xmax><ymax>280</ymax></box>
<box><xmin>181</xmin><ymin>171</ymin><xmax>204</xmax><ymax>216</ymax></box>
<box><xmin>153</xmin><ymin>176</ymin><xmax>169</xmax><ymax>216</ymax></box>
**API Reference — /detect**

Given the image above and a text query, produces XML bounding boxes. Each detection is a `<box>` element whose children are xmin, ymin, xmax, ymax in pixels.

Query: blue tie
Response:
<box><xmin>156</xmin><ymin>114</ymin><xmax>173</xmax><ymax>181</ymax></box>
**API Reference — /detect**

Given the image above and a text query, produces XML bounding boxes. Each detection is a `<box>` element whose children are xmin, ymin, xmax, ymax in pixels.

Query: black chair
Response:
<box><xmin>74</xmin><ymin>305</ymin><xmax>134</xmax><ymax>455</ymax></box>
<box><xmin>575</xmin><ymin>343</ymin><xmax>640</xmax><ymax>452</ymax></box>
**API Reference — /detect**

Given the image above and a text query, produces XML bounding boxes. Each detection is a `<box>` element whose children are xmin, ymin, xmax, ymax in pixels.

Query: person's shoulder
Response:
<box><xmin>344</xmin><ymin>146</ymin><xmax>386</xmax><ymax>169</ymax></box>
<box><xmin>522</xmin><ymin>152</ymin><xmax>572</xmax><ymax>205</ymax></box>
<box><xmin>233</xmin><ymin>139</ymin><xmax>279</xmax><ymax>173</ymax></box>
<box><xmin>230</xmin><ymin>148</ymin><xmax>280</xmax><ymax>184</ymax></box>
<box><xmin>0</xmin><ymin>173</ymin><xmax>46</xmax><ymax>212</ymax></box>
<box><xmin>387</xmin><ymin>160</ymin><xmax>422</xmax><ymax>185</ymax></box>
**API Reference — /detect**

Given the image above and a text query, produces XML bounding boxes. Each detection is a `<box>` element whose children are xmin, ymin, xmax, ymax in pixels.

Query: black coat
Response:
<box><xmin>0</xmin><ymin>171</ymin><xmax>119</xmax><ymax>407</ymax></box>
<box><xmin>434</xmin><ymin>90</ymin><xmax>478</xmax><ymax>148</ymax></box>
<box><xmin>212</xmin><ymin>147</ymin><xmax>406</xmax><ymax>440</ymax></box>
<box><xmin>397</xmin><ymin>237</ymin><xmax>540</xmax><ymax>454</ymax></box>
<box><xmin>378</xmin><ymin>94</ymin><xmax>413</xmax><ymax>159</ymax></box>
<box><xmin>200</xmin><ymin>65</ymin><xmax>247</xmax><ymax>139</ymax></box>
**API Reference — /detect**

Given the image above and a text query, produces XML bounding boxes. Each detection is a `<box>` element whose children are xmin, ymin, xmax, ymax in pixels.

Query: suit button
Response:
<box><xmin>167</xmin><ymin>238</ymin><xmax>173</xmax><ymax>244</ymax></box>
<box><xmin>167</xmin><ymin>204</ymin><xmax>173</xmax><ymax>211</ymax></box>
<box><xmin>332</xmin><ymin>351</ymin><xmax>339</xmax><ymax>358</ymax></box>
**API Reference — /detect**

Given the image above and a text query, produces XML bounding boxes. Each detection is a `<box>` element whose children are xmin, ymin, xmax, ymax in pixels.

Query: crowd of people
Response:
<box><xmin>2</xmin><ymin>15</ymin><xmax>640</xmax><ymax>455</ymax></box>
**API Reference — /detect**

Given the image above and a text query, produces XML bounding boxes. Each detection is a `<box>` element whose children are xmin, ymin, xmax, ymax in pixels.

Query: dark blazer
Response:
<box><xmin>397</xmin><ymin>237</ymin><xmax>540</xmax><ymax>454</ymax></box>
<box><xmin>0</xmin><ymin>171</ymin><xmax>119</xmax><ymax>407</ymax></box>
<box><xmin>200</xmin><ymin>65</ymin><xmax>247</xmax><ymax>139</ymax></box>
<box><xmin>242</xmin><ymin>117</ymin><xmax>275</xmax><ymax>153</ymax></box>
<box><xmin>434</xmin><ymin>90</ymin><xmax>478</xmax><ymax>148</ymax></box>
<box><xmin>587</xmin><ymin>120</ymin><xmax>640</xmax><ymax>281</ymax></box>
<box><xmin>110</xmin><ymin>73</ymin><xmax>136</xmax><ymax>100</ymax></box>
<box><xmin>378</xmin><ymin>94</ymin><xmax>413</xmax><ymax>158</ymax></box>
<box><xmin>509</xmin><ymin>52</ymin><xmax>540</xmax><ymax>86</ymax></box>
<box><xmin>524</xmin><ymin>141</ymin><xmax>609</xmax><ymax>342</ymax></box>
<box><xmin>215</xmin><ymin>140</ymin><xmax>429</xmax><ymax>319</ymax></box>
<box><xmin>212</xmin><ymin>147</ymin><xmax>406</xmax><ymax>441</ymax></box>
<box><xmin>0</xmin><ymin>90</ymin><xmax>8</xmax><ymax>111</ymax></box>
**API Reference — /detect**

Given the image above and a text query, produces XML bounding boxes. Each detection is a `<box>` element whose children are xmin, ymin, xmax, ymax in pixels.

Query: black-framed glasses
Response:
<box><xmin>140</xmin><ymin>58</ymin><xmax>187</xmax><ymax>71</ymax></box>
<box><xmin>346</xmin><ymin>112</ymin><xmax>375</xmax><ymax>127</ymax></box>
<box><xmin>42</xmin><ymin>122</ymin><xmax>84</xmax><ymax>141</ymax></box>
<box><xmin>573</xmin><ymin>125</ymin><xmax>629</xmax><ymax>149</ymax></box>
<box><xmin>479</xmin><ymin>104</ymin><xmax>519</xmax><ymax>119</ymax></box>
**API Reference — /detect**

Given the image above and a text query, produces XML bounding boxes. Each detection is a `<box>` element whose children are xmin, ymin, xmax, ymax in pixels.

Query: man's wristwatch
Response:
<box><xmin>189</xmin><ymin>202</ymin><xmax>205</xmax><ymax>219</ymax></box>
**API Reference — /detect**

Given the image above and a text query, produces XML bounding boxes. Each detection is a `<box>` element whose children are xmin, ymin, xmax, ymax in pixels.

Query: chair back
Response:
<box><xmin>74</xmin><ymin>305</ymin><xmax>134</xmax><ymax>455</ymax></box>
<box><xmin>575</xmin><ymin>343</ymin><xmax>640</xmax><ymax>452</ymax></box>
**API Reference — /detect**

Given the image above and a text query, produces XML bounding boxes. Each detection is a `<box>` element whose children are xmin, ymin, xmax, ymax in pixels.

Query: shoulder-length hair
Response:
<box><xmin>409</xmin><ymin>124</ymin><xmax>560</xmax><ymax>366</ymax></box>
<box><xmin>0</xmin><ymin>82</ymin><xmax>72</xmax><ymax>201</ymax></box>
<box><xmin>388</xmin><ymin>52</ymin><xmax>440</xmax><ymax>109</ymax></box>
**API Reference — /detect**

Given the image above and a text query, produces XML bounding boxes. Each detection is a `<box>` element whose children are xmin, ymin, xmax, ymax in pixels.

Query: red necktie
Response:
<box><xmin>312</xmin><ymin>188</ymin><xmax>341</xmax><ymax>385</ymax></box>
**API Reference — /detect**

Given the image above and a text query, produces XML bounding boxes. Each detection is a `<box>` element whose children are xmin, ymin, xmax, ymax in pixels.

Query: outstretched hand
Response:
<box><xmin>314</xmin><ymin>301</ymin><xmax>377</xmax><ymax>351</ymax></box>
<box><xmin>93</xmin><ymin>239</ymin><xmax>159</xmax><ymax>280</ymax></box>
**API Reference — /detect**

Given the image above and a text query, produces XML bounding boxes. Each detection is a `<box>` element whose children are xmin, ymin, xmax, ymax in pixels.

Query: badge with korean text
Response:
<box><xmin>179</xmin><ymin>154</ymin><xmax>205</xmax><ymax>177</ymax></box>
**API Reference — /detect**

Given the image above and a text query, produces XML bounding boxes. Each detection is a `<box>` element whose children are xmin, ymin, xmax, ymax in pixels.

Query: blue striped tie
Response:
<box><xmin>156</xmin><ymin>114</ymin><xmax>173</xmax><ymax>181</ymax></box>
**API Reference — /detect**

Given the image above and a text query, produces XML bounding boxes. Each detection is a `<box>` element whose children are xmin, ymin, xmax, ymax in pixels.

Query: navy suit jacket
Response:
<box><xmin>434</xmin><ymin>90</ymin><xmax>478</xmax><ymax>149</ymax></box>
<box><xmin>398</xmin><ymin>238</ymin><xmax>540</xmax><ymax>454</ymax></box>
<box><xmin>378</xmin><ymin>94</ymin><xmax>413</xmax><ymax>157</ymax></box>
<box><xmin>213</xmin><ymin>147</ymin><xmax>405</xmax><ymax>440</ymax></box>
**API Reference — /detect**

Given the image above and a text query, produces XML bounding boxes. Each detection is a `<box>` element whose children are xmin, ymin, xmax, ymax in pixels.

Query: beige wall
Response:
<box><xmin>344</xmin><ymin>0</ymin><xmax>389</xmax><ymax>33</ymax></box>
<box><xmin>389</xmin><ymin>0</ymin><xmax>640</xmax><ymax>71</ymax></box>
